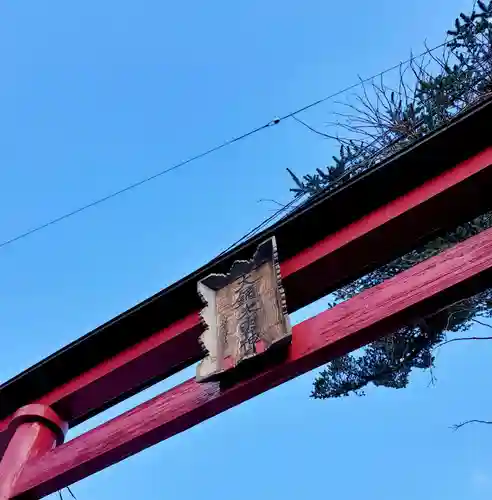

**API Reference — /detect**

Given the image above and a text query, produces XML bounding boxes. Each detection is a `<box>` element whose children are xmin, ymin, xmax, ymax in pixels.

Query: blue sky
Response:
<box><xmin>1</xmin><ymin>0</ymin><xmax>491</xmax><ymax>498</ymax></box>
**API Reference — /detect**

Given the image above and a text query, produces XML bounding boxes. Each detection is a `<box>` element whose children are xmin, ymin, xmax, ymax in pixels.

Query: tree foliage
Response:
<box><xmin>287</xmin><ymin>2</ymin><xmax>492</xmax><ymax>399</ymax></box>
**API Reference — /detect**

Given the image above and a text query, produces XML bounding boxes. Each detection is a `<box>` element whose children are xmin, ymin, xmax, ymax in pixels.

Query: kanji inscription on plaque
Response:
<box><xmin>196</xmin><ymin>237</ymin><xmax>291</xmax><ymax>382</ymax></box>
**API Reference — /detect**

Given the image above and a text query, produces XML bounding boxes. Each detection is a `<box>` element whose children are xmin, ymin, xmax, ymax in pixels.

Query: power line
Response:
<box><xmin>216</xmin><ymin>194</ymin><xmax>306</xmax><ymax>257</ymax></box>
<box><xmin>0</xmin><ymin>38</ymin><xmax>453</xmax><ymax>250</ymax></box>
<box><xmin>0</xmin><ymin>121</ymin><xmax>275</xmax><ymax>250</ymax></box>
<box><xmin>216</xmin><ymin>128</ymin><xmax>402</xmax><ymax>255</ymax></box>
<box><xmin>219</xmin><ymin>67</ymin><xmax>492</xmax><ymax>254</ymax></box>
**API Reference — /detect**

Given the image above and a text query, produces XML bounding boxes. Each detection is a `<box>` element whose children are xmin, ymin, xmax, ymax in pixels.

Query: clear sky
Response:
<box><xmin>1</xmin><ymin>0</ymin><xmax>491</xmax><ymax>499</ymax></box>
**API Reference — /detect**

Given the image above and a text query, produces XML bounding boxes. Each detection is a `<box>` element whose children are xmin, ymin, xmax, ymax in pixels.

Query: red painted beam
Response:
<box><xmin>1</xmin><ymin>148</ymin><xmax>492</xmax><ymax>453</ymax></box>
<box><xmin>0</xmin><ymin>406</ymin><xmax>67</xmax><ymax>499</ymax></box>
<box><xmin>14</xmin><ymin>225</ymin><xmax>492</xmax><ymax>498</ymax></box>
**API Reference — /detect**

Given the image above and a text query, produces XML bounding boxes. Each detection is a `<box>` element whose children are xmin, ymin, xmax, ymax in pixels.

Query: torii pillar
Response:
<box><xmin>0</xmin><ymin>405</ymin><xmax>67</xmax><ymax>499</ymax></box>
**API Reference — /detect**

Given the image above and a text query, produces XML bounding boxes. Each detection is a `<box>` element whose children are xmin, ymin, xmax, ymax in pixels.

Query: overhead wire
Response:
<box><xmin>219</xmin><ymin>60</ymin><xmax>492</xmax><ymax>254</ymax></box>
<box><xmin>0</xmin><ymin>122</ymin><xmax>275</xmax><ymax>250</ymax></box>
<box><xmin>215</xmin><ymin>134</ymin><xmax>391</xmax><ymax>257</ymax></box>
<box><xmin>0</xmin><ymin>37</ymin><xmax>460</xmax><ymax>250</ymax></box>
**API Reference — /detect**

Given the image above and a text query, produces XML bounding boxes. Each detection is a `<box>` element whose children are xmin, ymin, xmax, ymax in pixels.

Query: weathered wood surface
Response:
<box><xmin>14</xmin><ymin>224</ymin><xmax>492</xmax><ymax>498</ymax></box>
<box><xmin>197</xmin><ymin>238</ymin><xmax>291</xmax><ymax>381</ymax></box>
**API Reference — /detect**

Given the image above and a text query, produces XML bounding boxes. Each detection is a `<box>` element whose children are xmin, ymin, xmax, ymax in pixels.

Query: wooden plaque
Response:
<box><xmin>196</xmin><ymin>237</ymin><xmax>291</xmax><ymax>382</ymax></box>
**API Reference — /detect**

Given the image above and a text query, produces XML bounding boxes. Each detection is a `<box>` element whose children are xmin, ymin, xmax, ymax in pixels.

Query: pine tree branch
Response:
<box><xmin>315</xmin><ymin>333</ymin><xmax>430</xmax><ymax>398</ymax></box>
<box><xmin>300</xmin><ymin>8</ymin><xmax>492</xmax><ymax>402</ymax></box>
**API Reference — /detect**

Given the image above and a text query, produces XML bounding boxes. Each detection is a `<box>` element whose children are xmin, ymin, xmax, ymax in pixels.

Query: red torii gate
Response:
<box><xmin>1</xmin><ymin>97</ymin><xmax>492</xmax><ymax>498</ymax></box>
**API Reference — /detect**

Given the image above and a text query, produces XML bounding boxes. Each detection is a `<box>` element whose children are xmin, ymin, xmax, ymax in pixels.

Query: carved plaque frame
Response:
<box><xmin>196</xmin><ymin>237</ymin><xmax>291</xmax><ymax>382</ymax></box>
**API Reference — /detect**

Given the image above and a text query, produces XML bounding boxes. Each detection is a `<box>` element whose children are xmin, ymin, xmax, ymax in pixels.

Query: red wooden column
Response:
<box><xmin>0</xmin><ymin>405</ymin><xmax>67</xmax><ymax>499</ymax></box>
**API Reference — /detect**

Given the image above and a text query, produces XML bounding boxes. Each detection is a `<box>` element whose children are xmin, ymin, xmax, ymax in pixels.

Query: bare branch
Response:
<box><xmin>291</xmin><ymin>116</ymin><xmax>339</xmax><ymax>140</ymax></box>
<box><xmin>472</xmin><ymin>318</ymin><xmax>492</xmax><ymax>328</ymax></box>
<box><xmin>452</xmin><ymin>419</ymin><xmax>492</xmax><ymax>430</ymax></box>
<box><xmin>437</xmin><ymin>335</ymin><xmax>492</xmax><ymax>349</ymax></box>
<box><xmin>67</xmin><ymin>486</ymin><xmax>78</xmax><ymax>499</ymax></box>
<box><xmin>424</xmin><ymin>39</ymin><xmax>449</xmax><ymax>71</ymax></box>
<box><xmin>257</xmin><ymin>198</ymin><xmax>289</xmax><ymax>208</ymax></box>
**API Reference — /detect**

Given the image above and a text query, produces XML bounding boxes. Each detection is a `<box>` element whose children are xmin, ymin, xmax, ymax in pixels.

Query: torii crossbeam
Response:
<box><xmin>2</xmin><ymin>97</ymin><xmax>492</xmax><ymax>498</ymax></box>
